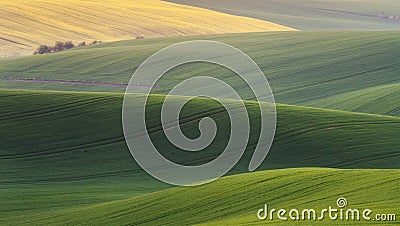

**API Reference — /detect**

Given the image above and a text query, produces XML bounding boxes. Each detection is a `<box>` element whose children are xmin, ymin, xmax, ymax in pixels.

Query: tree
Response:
<box><xmin>35</xmin><ymin>45</ymin><xmax>51</xmax><ymax>54</ymax></box>
<box><xmin>63</xmin><ymin>41</ymin><xmax>75</xmax><ymax>50</ymax></box>
<box><xmin>78</xmin><ymin>41</ymin><xmax>86</xmax><ymax>47</ymax></box>
<box><xmin>53</xmin><ymin>41</ymin><xmax>65</xmax><ymax>52</ymax></box>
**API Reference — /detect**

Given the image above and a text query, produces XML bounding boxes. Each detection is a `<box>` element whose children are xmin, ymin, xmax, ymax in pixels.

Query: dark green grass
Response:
<box><xmin>1</xmin><ymin>89</ymin><xmax>399</xmax><ymax>224</ymax></box>
<box><xmin>17</xmin><ymin>168</ymin><xmax>400</xmax><ymax>225</ymax></box>
<box><xmin>166</xmin><ymin>0</ymin><xmax>400</xmax><ymax>30</ymax></box>
<box><xmin>1</xmin><ymin>31</ymin><xmax>399</xmax><ymax>116</ymax></box>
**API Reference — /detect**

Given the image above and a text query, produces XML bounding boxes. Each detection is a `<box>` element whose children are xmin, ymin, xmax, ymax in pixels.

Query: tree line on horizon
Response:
<box><xmin>33</xmin><ymin>40</ymin><xmax>102</xmax><ymax>55</ymax></box>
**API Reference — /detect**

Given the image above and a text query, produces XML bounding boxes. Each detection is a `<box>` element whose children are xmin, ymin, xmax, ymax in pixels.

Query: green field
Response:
<box><xmin>306</xmin><ymin>82</ymin><xmax>400</xmax><ymax>116</ymax></box>
<box><xmin>1</xmin><ymin>27</ymin><xmax>399</xmax><ymax>225</ymax></box>
<box><xmin>24</xmin><ymin>168</ymin><xmax>400</xmax><ymax>225</ymax></box>
<box><xmin>1</xmin><ymin>31</ymin><xmax>399</xmax><ymax>116</ymax></box>
<box><xmin>166</xmin><ymin>0</ymin><xmax>400</xmax><ymax>30</ymax></box>
<box><xmin>1</xmin><ymin>89</ymin><xmax>399</xmax><ymax>224</ymax></box>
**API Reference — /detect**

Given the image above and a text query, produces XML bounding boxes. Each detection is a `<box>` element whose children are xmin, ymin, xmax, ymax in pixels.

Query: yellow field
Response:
<box><xmin>0</xmin><ymin>0</ymin><xmax>295</xmax><ymax>56</ymax></box>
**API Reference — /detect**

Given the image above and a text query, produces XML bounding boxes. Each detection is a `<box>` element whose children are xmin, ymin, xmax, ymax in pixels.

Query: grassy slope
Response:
<box><xmin>0</xmin><ymin>0</ymin><xmax>294</xmax><ymax>56</ymax></box>
<box><xmin>305</xmin><ymin>83</ymin><xmax>400</xmax><ymax>116</ymax></box>
<box><xmin>1</xmin><ymin>89</ymin><xmax>399</xmax><ymax>224</ymax></box>
<box><xmin>166</xmin><ymin>0</ymin><xmax>400</xmax><ymax>30</ymax></box>
<box><xmin>1</xmin><ymin>31</ymin><xmax>399</xmax><ymax>116</ymax></box>
<box><xmin>15</xmin><ymin>168</ymin><xmax>400</xmax><ymax>225</ymax></box>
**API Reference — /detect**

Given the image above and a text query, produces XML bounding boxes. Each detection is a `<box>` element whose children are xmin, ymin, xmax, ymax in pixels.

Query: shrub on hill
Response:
<box><xmin>33</xmin><ymin>41</ymin><xmax>101</xmax><ymax>55</ymax></box>
<box><xmin>33</xmin><ymin>45</ymin><xmax>52</xmax><ymax>55</ymax></box>
<box><xmin>51</xmin><ymin>41</ymin><xmax>75</xmax><ymax>52</ymax></box>
<box><xmin>78</xmin><ymin>41</ymin><xmax>86</xmax><ymax>47</ymax></box>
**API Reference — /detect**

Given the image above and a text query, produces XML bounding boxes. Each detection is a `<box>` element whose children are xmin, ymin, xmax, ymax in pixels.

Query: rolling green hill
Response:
<box><xmin>1</xmin><ymin>89</ymin><xmax>399</xmax><ymax>224</ymax></box>
<box><xmin>1</xmin><ymin>31</ymin><xmax>399</xmax><ymax>116</ymax></box>
<box><xmin>24</xmin><ymin>168</ymin><xmax>400</xmax><ymax>225</ymax></box>
<box><xmin>166</xmin><ymin>0</ymin><xmax>400</xmax><ymax>30</ymax></box>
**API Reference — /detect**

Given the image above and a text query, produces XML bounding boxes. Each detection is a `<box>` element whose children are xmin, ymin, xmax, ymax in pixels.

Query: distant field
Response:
<box><xmin>1</xmin><ymin>31</ymin><xmax>399</xmax><ymax>116</ymax></box>
<box><xmin>306</xmin><ymin>83</ymin><xmax>400</xmax><ymax>116</ymax></box>
<box><xmin>0</xmin><ymin>0</ymin><xmax>294</xmax><ymax>56</ymax></box>
<box><xmin>166</xmin><ymin>0</ymin><xmax>400</xmax><ymax>30</ymax></box>
<box><xmin>1</xmin><ymin>89</ymin><xmax>399</xmax><ymax>224</ymax></box>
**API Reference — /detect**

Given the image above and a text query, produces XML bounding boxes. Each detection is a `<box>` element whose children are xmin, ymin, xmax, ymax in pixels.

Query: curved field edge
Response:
<box><xmin>1</xmin><ymin>31</ymin><xmax>399</xmax><ymax>117</ymax></box>
<box><xmin>0</xmin><ymin>0</ymin><xmax>295</xmax><ymax>56</ymax></box>
<box><xmin>1</xmin><ymin>89</ymin><xmax>399</xmax><ymax>224</ymax></box>
<box><xmin>24</xmin><ymin>168</ymin><xmax>400</xmax><ymax>225</ymax></box>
